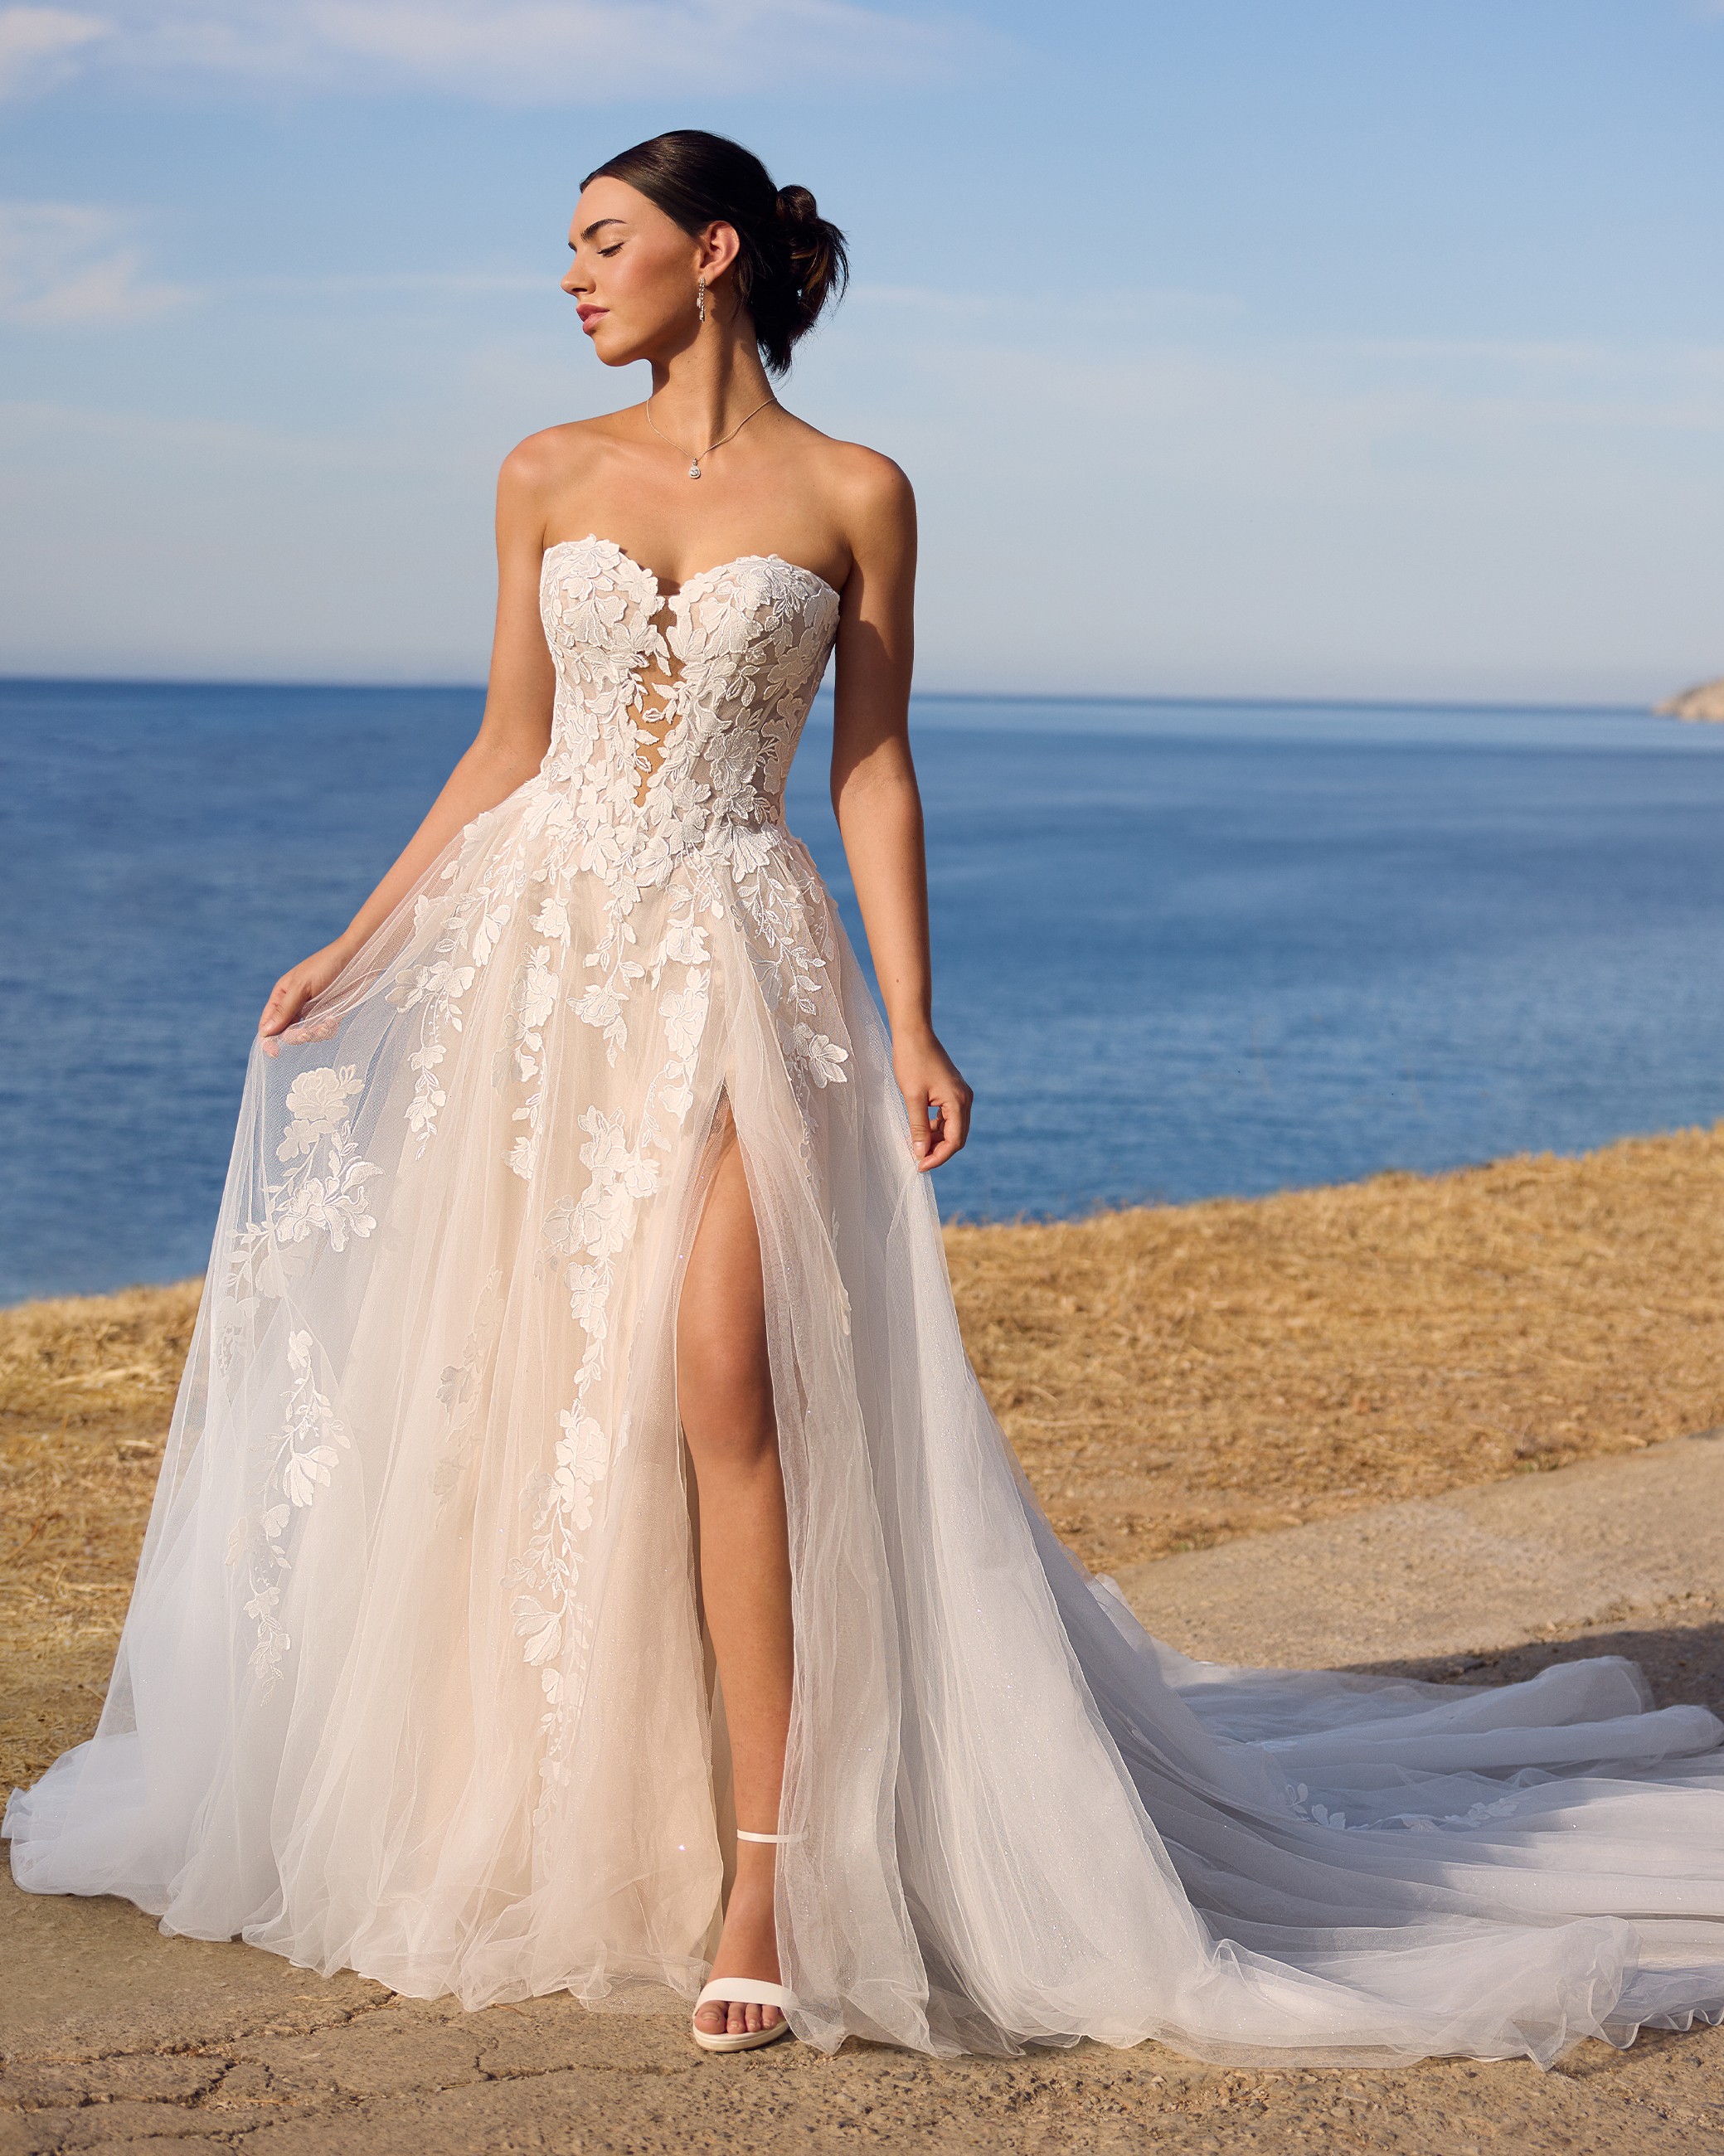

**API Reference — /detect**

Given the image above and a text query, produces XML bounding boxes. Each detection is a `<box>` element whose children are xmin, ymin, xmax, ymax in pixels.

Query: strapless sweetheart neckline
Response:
<box><xmin>541</xmin><ymin>533</ymin><xmax>841</xmax><ymax>607</ymax></box>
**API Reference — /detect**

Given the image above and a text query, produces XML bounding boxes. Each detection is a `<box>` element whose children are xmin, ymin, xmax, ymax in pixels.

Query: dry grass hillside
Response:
<box><xmin>948</xmin><ymin>1122</ymin><xmax>1724</xmax><ymax>1573</ymax></box>
<box><xmin>4</xmin><ymin>1124</ymin><xmax>1723</xmax><ymax>1792</ymax></box>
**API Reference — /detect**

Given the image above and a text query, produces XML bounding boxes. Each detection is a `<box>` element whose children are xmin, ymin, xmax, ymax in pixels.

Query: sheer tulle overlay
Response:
<box><xmin>11</xmin><ymin>536</ymin><xmax>1724</xmax><ymax>2066</ymax></box>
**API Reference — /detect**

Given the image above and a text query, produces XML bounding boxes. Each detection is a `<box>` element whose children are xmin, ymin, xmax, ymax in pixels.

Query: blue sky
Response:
<box><xmin>2</xmin><ymin>0</ymin><xmax>1721</xmax><ymax>700</ymax></box>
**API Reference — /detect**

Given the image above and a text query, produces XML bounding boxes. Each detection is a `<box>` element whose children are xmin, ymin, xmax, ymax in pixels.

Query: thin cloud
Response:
<box><xmin>239</xmin><ymin>270</ymin><xmax>551</xmax><ymax>298</ymax></box>
<box><xmin>0</xmin><ymin>202</ymin><xmax>193</xmax><ymax>325</ymax></box>
<box><xmin>3</xmin><ymin>0</ymin><xmax>974</xmax><ymax>101</ymax></box>
<box><xmin>0</xmin><ymin>6</ymin><xmax>105</xmax><ymax>96</ymax></box>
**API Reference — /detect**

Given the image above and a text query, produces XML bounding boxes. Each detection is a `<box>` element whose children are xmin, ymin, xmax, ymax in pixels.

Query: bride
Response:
<box><xmin>11</xmin><ymin>128</ymin><xmax>1724</xmax><ymax>2067</ymax></box>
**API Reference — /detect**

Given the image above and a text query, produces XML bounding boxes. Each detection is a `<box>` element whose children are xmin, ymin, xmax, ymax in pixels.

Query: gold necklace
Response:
<box><xmin>644</xmin><ymin>391</ymin><xmax>778</xmax><ymax>479</ymax></box>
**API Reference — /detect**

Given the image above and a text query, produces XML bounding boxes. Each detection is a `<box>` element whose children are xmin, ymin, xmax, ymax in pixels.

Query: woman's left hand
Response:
<box><xmin>893</xmin><ymin>1029</ymin><xmax>973</xmax><ymax>1173</ymax></box>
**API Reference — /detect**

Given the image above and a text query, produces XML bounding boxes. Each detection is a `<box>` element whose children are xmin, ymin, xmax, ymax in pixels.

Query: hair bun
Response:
<box><xmin>775</xmin><ymin>182</ymin><xmax>818</xmax><ymax>226</ymax></box>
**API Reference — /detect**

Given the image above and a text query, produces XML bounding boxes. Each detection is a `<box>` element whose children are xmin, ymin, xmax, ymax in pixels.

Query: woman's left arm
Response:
<box><xmin>828</xmin><ymin>456</ymin><xmax>972</xmax><ymax>1172</ymax></box>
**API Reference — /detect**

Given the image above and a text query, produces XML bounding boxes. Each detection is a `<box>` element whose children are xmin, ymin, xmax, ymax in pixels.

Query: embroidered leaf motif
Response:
<box><xmin>227</xmin><ymin>1328</ymin><xmax>352</xmax><ymax>1687</ymax></box>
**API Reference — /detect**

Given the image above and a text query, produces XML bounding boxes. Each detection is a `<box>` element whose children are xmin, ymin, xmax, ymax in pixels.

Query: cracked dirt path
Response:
<box><xmin>7</xmin><ymin>1440</ymin><xmax>1724</xmax><ymax>2154</ymax></box>
<box><xmin>4</xmin><ymin>1883</ymin><xmax>1723</xmax><ymax>2156</ymax></box>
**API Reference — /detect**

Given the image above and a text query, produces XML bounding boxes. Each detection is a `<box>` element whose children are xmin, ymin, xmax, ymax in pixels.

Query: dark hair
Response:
<box><xmin>581</xmin><ymin>129</ymin><xmax>847</xmax><ymax>376</ymax></box>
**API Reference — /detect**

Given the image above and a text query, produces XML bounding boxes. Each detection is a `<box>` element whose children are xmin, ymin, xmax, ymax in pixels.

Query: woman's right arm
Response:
<box><xmin>258</xmin><ymin>444</ymin><xmax>557</xmax><ymax>1039</ymax></box>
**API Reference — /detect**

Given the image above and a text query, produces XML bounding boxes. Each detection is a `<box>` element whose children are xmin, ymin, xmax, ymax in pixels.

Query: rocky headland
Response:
<box><xmin>1656</xmin><ymin>677</ymin><xmax>1724</xmax><ymax>721</ymax></box>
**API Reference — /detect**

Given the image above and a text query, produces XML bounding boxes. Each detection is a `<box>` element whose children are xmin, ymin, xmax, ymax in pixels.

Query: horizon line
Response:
<box><xmin>0</xmin><ymin>673</ymin><xmax>1658</xmax><ymax>720</ymax></box>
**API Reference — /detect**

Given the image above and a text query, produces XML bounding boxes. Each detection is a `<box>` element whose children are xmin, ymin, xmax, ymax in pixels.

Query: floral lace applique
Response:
<box><xmin>1288</xmin><ymin>1780</ymin><xmax>1524</xmax><ymax>1834</ymax></box>
<box><xmin>534</xmin><ymin>539</ymin><xmax>848</xmax><ymax>1098</ymax></box>
<box><xmin>215</xmin><ymin>1062</ymin><xmax>382</xmax><ymax>1379</ymax></box>
<box><xmin>511</xmin><ymin>1100</ymin><xmax>668</xmax><ymax>1808</ymax></box>
<box><xmin>388</xmin><ymin>817</ymin><xmax>528</xmax><ymax>1154</ymax></box>
<box><xmin>271</xmin><ymin>1066</ymin><xmax>381</xmax><ymax>1250</ymax></box>
<box><xmin>226</xmin><ymin>1328</ymin><xmax>351</xmax><ymax>1687</ymax></box>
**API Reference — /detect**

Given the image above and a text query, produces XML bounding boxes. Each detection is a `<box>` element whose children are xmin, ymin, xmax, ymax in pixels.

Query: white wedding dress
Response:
<box><xmin>11</xmin><ymin>535</ymin><xmax>1724</xmax><ymax>2067</ymax></box>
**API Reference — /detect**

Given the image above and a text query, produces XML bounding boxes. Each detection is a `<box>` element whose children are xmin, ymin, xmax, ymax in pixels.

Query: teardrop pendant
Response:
<box><xmin>688</xmin><ymin>460</ymin><xmax>702</xmax><ymax>479</ymax></box>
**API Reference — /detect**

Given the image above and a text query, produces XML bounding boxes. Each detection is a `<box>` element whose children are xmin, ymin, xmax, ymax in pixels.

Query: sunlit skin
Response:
<box><xmin>257</xmin><ymin>172</ymin><xmax>970</xmax><ymax>2040</ymax></box>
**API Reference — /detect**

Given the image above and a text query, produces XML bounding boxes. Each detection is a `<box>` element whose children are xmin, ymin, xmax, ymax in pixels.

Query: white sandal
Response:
<box><xmin>691</xmin><ymin>1828</ymin><xmax>798</xmax><ymax>2054</ymax></box>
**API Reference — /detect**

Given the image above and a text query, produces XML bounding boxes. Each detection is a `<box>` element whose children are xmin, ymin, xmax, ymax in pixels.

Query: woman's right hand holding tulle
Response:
<box><xmin>257</xmin><ymin>941</ymin><xmax>354</xmax><ymax>1048</ymax></box>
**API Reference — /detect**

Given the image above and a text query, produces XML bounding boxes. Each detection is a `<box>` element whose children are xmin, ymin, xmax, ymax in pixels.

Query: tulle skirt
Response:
<box><xmin>10</xmin><ymin>775</ymin><xmax>1724</xmax><ymax>2067</ymax></box>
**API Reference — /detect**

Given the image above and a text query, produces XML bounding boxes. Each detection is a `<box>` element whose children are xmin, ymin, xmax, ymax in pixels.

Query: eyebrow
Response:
<box><xmin>573</xmin><ymin>217</ymin><xmax>626</xmax><ymax>245</ymax></box>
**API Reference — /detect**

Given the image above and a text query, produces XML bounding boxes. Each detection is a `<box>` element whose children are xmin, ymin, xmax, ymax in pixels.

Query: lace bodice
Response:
<box><xmin>373</xmin><ymin>528</ymin><xmax>857</xmax><ymax>1212</ymax></box>
<box><xmin>538</xmin><ymin>536</ymin><xmax>840</xmax><ymax>856</ymax></box>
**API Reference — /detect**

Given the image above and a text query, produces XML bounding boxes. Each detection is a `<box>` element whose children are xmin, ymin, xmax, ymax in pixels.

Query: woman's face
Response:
<box><xmin>562</xmin><ymin>176</ymin><xmax>735</xmax><ymax>368</ymax></box>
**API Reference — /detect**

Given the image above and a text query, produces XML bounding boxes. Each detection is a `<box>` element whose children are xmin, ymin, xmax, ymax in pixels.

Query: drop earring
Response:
<box><xmin>696</xmin><ymin>274</ymin><xmax>706</xmax><ymax>324</ymax></box>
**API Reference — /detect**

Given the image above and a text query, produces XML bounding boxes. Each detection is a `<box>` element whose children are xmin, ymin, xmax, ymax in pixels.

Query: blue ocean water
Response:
<box><xmin>2</xmin><ymin>678</ymin><xmax>1722</xmax><ymax>1306</ymax></box>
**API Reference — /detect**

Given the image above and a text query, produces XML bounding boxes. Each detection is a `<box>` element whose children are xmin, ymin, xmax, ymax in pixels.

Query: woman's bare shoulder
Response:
<box><xmin>787</xmin><ymin>422</ymin><xmax>915</xmax><ymax>555</ymax></box>
<box><xmin>797</xmin><ymin>424</ymin><xmax>911</xmax><ymax>503</ymax></box>
<box><xmin>498</xmin><ymin>411</ymin><xmax>639</xmax><ymax>498</ymax></box>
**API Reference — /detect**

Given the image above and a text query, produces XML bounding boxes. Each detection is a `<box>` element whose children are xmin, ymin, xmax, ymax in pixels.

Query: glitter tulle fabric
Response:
<box><xmin>11</xmin><ymin>536</ymin><xmax>1724</xmax><ymax>2066</ymax></box>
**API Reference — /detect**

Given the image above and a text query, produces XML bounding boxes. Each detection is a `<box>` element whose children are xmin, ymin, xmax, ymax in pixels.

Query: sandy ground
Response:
<box><xmin>4</xmin><ymin>1129</ymin><xmax>1724</xmax><ymax>2149</ymax></box>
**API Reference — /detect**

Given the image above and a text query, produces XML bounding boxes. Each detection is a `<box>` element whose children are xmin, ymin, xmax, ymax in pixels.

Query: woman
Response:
<box><xmin>10</xmin><ymin>129</ymin><xmax>1724</xmax><ymax>2069</ymax></box>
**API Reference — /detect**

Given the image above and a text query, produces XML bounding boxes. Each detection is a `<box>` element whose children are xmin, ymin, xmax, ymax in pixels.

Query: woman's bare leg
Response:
<box><xmin>678</xmin><ymin>1120</ymin><xmax>794</xmax><ymax>2038</ymax></box>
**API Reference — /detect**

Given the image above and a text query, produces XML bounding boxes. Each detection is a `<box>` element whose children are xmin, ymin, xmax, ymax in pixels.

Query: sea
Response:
<box><xmin>3</xmin><ymin>678</ymin><xmax>1722</xmax><ymax>1307</ymax></box>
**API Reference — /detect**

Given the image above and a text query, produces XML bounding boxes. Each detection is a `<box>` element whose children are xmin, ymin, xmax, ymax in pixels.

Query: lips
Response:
<box><xmin>577</xmin><ymin>306</ymin><xmax>606</xmax><ymax>333</ymax></box>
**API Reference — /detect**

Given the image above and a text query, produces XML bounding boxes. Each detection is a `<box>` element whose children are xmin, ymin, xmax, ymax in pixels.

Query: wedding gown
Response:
<box><xmin>11</xmin><ymin>534</ymin><xmax>1724</xmax><ymax>2069</ymax></box>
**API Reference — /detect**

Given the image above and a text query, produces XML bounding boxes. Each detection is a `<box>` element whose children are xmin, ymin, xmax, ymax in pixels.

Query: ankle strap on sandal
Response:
<box><xmin>736</xmin><ymin>1828</ymin><xmax>795</xmax><ymax>1844</ymax></box>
